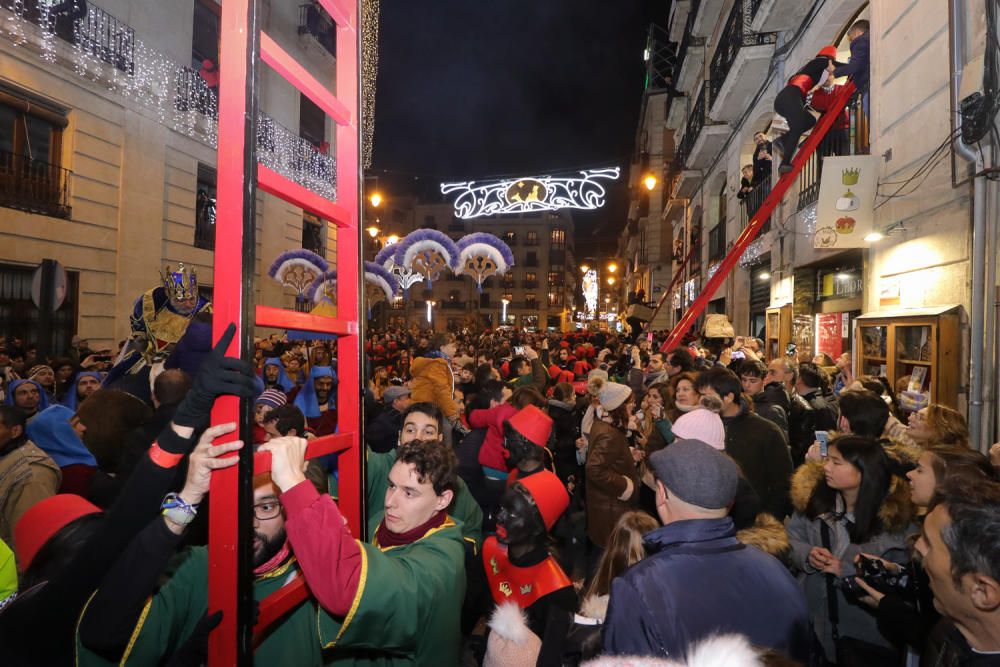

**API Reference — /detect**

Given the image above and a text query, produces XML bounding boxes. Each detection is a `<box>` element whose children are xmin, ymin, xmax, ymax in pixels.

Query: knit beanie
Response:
<box><xmin>671</xmin><ymin>396</ymin><xmax>725</xmax><ymax>450</ymax></box>
<box><xmin>484</xmin><ymin>603</ymin><xmax>542</xmax><ymax>667</ymax></box>
<box><xmin>647</xmin><ymin>439</ymin><xmax>739</xmax><ymax>510</ymax></box>
<box><xmin>15</xmin><ymin>494</ymin><xmax>101</xmax><ymax>571</ymax></box>
<box><xmin>255</xmin><ymin>388</ymin><xmax>288</xmax><ymax>410</ymax></box>
<box><xmin>515</xmin><ymin>470</ymin><xmax>569</xmax><ymax>531</ymax></box>
<box><xmin>598</xmin><ymin>382</ymin><xmax>631</xmax><ymax>411</ymax></box>
<box><xmin>27</xmin><ymin>365</ymin><xmax>53</xmax><ymax>381</ymax></box>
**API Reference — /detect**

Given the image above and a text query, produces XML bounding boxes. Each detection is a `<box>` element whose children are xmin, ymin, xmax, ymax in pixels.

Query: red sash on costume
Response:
<box><xmin>482</xmin><ymin>536</ymin><xmax>572</xmax><ymax>608</ymax></box>
<box><xmin>788</xmin><ymin>74</ymin><xmax>814</xmax><ymax>96</ymax></box>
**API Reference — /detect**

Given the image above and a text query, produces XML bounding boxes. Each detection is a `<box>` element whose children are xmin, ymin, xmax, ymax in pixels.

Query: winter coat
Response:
<box><xmin>472</xmin><ymin>403</ymin><xmax>518</xmax><ymax>472</ymax></box>
<box><xmin>364</xmin><ymin>407</ymin><xmax>403</xmax><ymax>454</ymax></box>
<box><xmin>786</xmin><ymin>453</ymin><xmax>917</xmax><ymax>662</ymax></box>
<box><xmin>752</xmin><ymin>382</ymin><xmax>790</xmax><ymax>435</ymax></box>
<box><xmin>602</xmin><ymin>517</ymin><xmax>810</xmax><ymax>660</ymax></box>
<box><xmin>548</xmin><ymin>399</ymin><xmax>581</xmax><ymax>483</ymax></box>
<box><xmin>721</xmin><ymin>398</ymin><xmax>794</xmax><ymax>519</ymax></box>
<box><xmin>584</xmin><ymin>420</ymin><xmax>640</xmax><ymax>548</ymax></box>
<box><xmin>802</xmin><ymin>388</ymin><xmax>839</xmax><ymax>431</ymax></box>
<box><xmin>833</xmin><ymin>31</ymin><xmax>870</xmax><ymax>94</ymax></box>
<box><xmin>0</xmin><ymin>438</ymin><xmax>61</xmax><ymax>553</ymax></box>
<box><xmin>409</xmin><ymin>356</ymin><xmax>458</xmax><ymax>420</ymax></box>
<box><xmin>788</xmin><ymin>392</ymin><xmax>817</xmax><ymax>466</ymax></box>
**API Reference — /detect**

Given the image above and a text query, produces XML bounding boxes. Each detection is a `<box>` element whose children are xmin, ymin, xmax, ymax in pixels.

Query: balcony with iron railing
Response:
<box><xmin>708</xmin><ymin>0</ymin><xmax>777</xmax><ymax>122</ymax></box>
<box><xmin>797</xmin><ymin>94</ymin><xmax>870</xmax><ymax>210</ymax></box>
<box><xmin>298</xmin><ymin>2</ymin><xmax>336</xmax><ymax>58</ymax></box>
<box><xmin>673</xmin><ymin>2</ymin><xmax>705</xmax><ymax>94</ymax></box>
<box><xmin>681</xmin><ymin>82</ymin><xmax>728</xmax><ymax>170</ymax></box>
<box><xmin>0</xmin><ymin>149</ymin><xmax>72</xmax><ymax>219</ymax></box>
<box><xmin>739</xmin><ymin>179</ymin><xmax>772</xmax><ymax>235</ymax></box>
<box><xmin>1</xmin><ymin>0</ymin><xmax>136</xmax><ymax>74</ymax></box>
<box><xmin>749</xmin><ymin>0</ymin><xmax>812</xmax><ymax>33</ymax></box>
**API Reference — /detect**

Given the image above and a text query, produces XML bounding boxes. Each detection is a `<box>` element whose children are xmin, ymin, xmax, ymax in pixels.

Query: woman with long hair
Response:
<box><xmin>905</xmin><ymin>403</ymin><xmax>969</xmax><ymax>447</ymax></box>
<box><xmin>787</xmin><ymin>435</ymin><xmax>916</xmax><ymax>664</ymax></box>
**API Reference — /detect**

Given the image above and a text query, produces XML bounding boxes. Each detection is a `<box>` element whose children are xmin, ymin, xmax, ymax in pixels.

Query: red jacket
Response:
<box><xmin>471</xmin><ymin>403</ymin><xmax>517</xmax><ymax>471</ymax></box>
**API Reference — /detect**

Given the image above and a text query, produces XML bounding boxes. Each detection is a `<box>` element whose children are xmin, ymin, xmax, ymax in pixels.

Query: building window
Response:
<box><xmin>194</xmin><ymin>163</ymin><xmax>217</xmax><ymax>250</ymax></box>
<box><xmin>550</xmin><ymin>228</ymin><xmax>565</xmax><ymax>249</ymax></box>
<box><xmin>525</xmin><ymin>294</ymin><xmax>538</xmax><ymax>309</ymax></box>
<box><xmin>708</xmin><ymin>223</ymin><xmax>726</xmax><ymax>261</ymax></box>
<box><xmin>548</xmin><ymin>268</ymin><xmax>564</xmax><ymax>286</ymax></box>
<box><xmin>524</xmin><ymin>272</ymin><xmax>537</xmax><ymax>288</ymax></box>
<box><xmin>298</xmin><ymin>1</ymin><xmax>336</xmax><ymax>57</ymax></box>
<box><xmin>302</xmin><ymin>214</ymin><xmax>326</xmax><ymax>255</ymax></box>
<box><xmin>502</xmin><ymin>293</ymin><xmax>513</xmax><ymax>303</ymax></box>
<box><xmin>0</xmin><ymin>261</ymin><xmax>78</xmax><ymax>353</ymax></box>
<box><xmin>299</xmin><ymin>93</ymin><xmax>326</xmax><ymax>148</ymax></box>
<box><xmin>502</xmin><ymin>273</ymin><xmax>515</xmax><ymax>288</ymax></box>
<box><xmin>0</xmin><ymin>92</ymin><xmax>70</xmax><ymax>218</ymax></box>
<box><xmin>522</xmin><ymin>314</ymin><xmax>539</xmax><ymax>330</ymax></box>
<box><xmin>480</xmin><ymin>292</ymin><xmax>491</xmax><ymax>308</ymax></box>
<box><xmin>526</xmin><ymin>231</ymin><xmax>539</xmax><ymax>246</ymax></box>
<box><xmin>503</xmin><ymin>231</ymin><xmax>517</xmax><ymax>246</ymax></box>
<box><xmin>525</xmin><ymin>252</ymin><xmax>538</xmax><ymax>267</ymax></box>
<box><xmin>548</xmin><ymin>291</ymin><xmax>562</xmax><ymax>307</ymax></box>
<box><xmin>192</xmin><ymin>0</ymin><xmax>220</xmax><ymax>68</ymax></box>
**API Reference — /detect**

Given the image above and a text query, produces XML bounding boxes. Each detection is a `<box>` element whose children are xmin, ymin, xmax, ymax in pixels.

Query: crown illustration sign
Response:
<box><xmin>841</xmin><ymin>168</ymin><xmax>860</xmax><ymax>186</ymax></box>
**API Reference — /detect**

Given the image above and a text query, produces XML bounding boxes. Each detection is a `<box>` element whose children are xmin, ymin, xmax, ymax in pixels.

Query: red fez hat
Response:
<box><xmin>516</xmin><ymin>470</ymin><xmax>569</xmax><ymax>531</ymax></box>
<box><xmin>506</xmin><ymin>404</ymin><xmax>553</xmax><ymax>448</ymax></box>
<box><xmin>15</xmin><ymin>494</ymin><xmax>100</xmax><ymax>571</ymax></box>
<box><xmin>817</xmin><ymin>45</ymin><xmax>838</xmax><ymax>59</ymax></box>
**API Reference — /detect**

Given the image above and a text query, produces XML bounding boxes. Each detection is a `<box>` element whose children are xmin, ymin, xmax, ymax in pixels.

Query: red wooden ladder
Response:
<box><xmin>660</xmin><ymin>82</ymin><xmax>856</xmax><ymax>353</ymax></box>
<box><xmin>208</xmin><ymin>1</ymin><xmax>362</xmax><ymax>664</ymax></box>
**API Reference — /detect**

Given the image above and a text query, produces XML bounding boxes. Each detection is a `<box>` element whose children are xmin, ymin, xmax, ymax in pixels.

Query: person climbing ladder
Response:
<box><xmin>772</xmin><ymin>46</ymin><xmax>841</xmax><ymax>174</ymax></box>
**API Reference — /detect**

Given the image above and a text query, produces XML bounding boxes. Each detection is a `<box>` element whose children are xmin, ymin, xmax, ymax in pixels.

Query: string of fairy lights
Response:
<box><xmin>1</xmin><ymin>0</ymin><xmax>381</xmax><ymax>194</ymax></box>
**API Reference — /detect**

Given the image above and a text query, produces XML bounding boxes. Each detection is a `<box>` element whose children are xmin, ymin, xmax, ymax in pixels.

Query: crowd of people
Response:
<box><xmin>2</xmin><ymin>314</ymin><xmax>1000</xmax><ymax>666</ymax></box>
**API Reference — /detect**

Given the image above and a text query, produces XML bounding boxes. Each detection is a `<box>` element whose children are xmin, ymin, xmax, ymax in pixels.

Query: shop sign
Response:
<box><xmin>813</xmin><ymin>156</ymin><xmax>881</xmax><ymax>249</ymax></box>
<box><xmin>817</xmin><ymin>268</ymin><xmax>862</xmax><ymax>301</ymax></box>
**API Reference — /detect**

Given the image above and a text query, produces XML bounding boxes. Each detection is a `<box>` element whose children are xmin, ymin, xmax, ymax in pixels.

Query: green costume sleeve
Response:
<box><xmin>0</xmin><ymin>540</ymin><xmax>16</xmax><ymax>605</ymax></box>
<box><xmin>318</xmin><ymin>523</ymin><xmax>466</xmax><ymax>666</ymax></box>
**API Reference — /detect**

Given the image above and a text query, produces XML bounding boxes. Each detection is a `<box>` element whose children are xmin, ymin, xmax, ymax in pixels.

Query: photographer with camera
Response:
<box><xmin>787</xmin><ymin>435</ymin><xmax>917</xmax><ymax>664</ymax></box>
<box><xmin>847</xmin><ymin>443</ymin><xmax>997</xmax><ymax>658</ymax></box>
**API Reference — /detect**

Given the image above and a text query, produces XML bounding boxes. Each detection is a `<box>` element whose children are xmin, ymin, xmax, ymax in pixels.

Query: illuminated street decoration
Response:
<box><xmin>582</xmin><ymin>269</ymin><xmax>599</xmax><ymax>318</ymax></box>
<box><xmin>268</xmin><ymin>249</ymin><xmax>329</xmax><ymax>308</ymax></box>
<box><xmin>364</xmin><ymin>261</ymin><xmax>397</xmax><ymax>304</ymax></box>
<box><xmin>374</xmin><ymin>244</ymin><xmax>423</xmax><ymax>293</ymax></box>
<box><xmin>394</xmin><ymin>230</ymin><xmax>459</xmax><ymax>288</ymax></box>
<box><xmin>441</xmin><ymin>167</ymin><xmax>621</xmax><ymax>219</ymax></box>
<box><xmin>455</xmin><ymin>233</ymin><xmax>515</xmax><ymax>293</ymax></box>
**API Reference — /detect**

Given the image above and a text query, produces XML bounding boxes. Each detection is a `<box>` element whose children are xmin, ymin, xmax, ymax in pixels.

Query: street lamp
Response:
<box><xmin>580</xmin><ymin>264</ymin><xmax>590</xmax><ymax>273</ymax></box>
<box><xmin>366</xmin><ymin>225</ymin><xmax>380</xmax><ymax>239</ymax></box>
<box><xmin>607</xmin><ymin>276</ymin><xmax>616</xmax><ymax>286</ymax></box>
<box><xmin>426</xmin><ymin>300</ymin><xmax>435</xmax><ymax>324</ymax></box>
<box><xmin>607</xmin><ymin>262</ymin><xmax>618</xmax><ymax>274</ymax></box>
<box><xmin>370</xmin><ymin>192</ymin><xmax>383</xmax><ymax>208</ymax></box>
<box><xmin>501</xmin><ymin>298</ymin><xmax>510</xmax><ymax>324</ymax></box>
<box><xmin>386</xmin><ymin>234</ymin><xmax>399</xmax><ymax>245</ymax></box>
<box><xmin>643</xmin><ymin>173</ymin><xmax>657</xmax><ymax>191</ymax></box>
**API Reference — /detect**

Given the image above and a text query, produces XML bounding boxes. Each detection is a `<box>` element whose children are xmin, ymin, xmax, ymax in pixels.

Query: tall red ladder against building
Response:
<box><xmin>650</xmin><ymin>82</ymin><xmax>857</xmax><ymax>350</ymax></box>
<box><xmin>209</xmin><ymin>0</ymin><xmax>362</xmax><ymax>664</ymax></box>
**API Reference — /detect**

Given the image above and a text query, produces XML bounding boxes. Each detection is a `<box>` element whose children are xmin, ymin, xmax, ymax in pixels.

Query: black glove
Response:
<box><xmin>164</xmin><ymin>610</ymin><xmax>222</xmax><ymax>667</ymax></box>
<box><xmin>173</xmin><ymin>323</ymin><xmax>258</xmax><ymax>428</ymax></box>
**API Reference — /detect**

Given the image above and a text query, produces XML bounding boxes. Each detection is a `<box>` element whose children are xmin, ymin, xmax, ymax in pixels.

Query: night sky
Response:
<box><xmin>371</xmin><ymin>1</ymin><xmax>669</xmax><ymax>256</ymax></box>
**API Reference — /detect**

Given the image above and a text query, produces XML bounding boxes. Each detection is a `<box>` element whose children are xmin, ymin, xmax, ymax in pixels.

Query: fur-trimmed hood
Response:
<box><xmin>789</xmin><ymin>440</ymin><xmax>919</xmax><ymax>534</ymax></box>
<box><xmin>736</xmin><ymin>512</ymin><xmax>790</xmax><ymax>559</ymax></box>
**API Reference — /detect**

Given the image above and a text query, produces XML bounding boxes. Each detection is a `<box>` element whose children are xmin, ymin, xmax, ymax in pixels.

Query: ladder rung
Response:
<box><xmin>257</xmin><ymin>165</ymin><xmax>354</xmax><ymax>228</ymax></box>
<box><xmin>317</xmin><ymin>0</ymin><xmax>353</xmax><ymax>29</ymax></box>
<box><xmin>255</xmin><ymin>305</ymin><xmax>357</xmax><ymax>335</ymax></box>
<box><xmin>260</xmin><ymin>32</ymin><xmax>351</xmax><ymax>127</ymax></box>
<box><xmin>254</xmin><ymin>579</ymin><xmax>309</xmax><ymax>636</ymax></box>
<box><xmin>254</xmin><ymin>432</ymin><xmax>355</xmax><ymax>475</ymax></box>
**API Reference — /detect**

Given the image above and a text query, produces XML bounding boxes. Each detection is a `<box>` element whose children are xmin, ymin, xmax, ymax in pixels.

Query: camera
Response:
<box><xmin>840</xmin><ymin>555</ymin><xmax>908</xmax><ymax>598</ymax></box>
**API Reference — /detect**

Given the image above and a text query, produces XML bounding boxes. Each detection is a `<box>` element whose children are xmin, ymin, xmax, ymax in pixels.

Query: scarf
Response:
<box><xmin>253</xmin><ymin>540</ymin><xmax>291</xmax><ymax>577</ymax></box>
<box><xmin>375</xmin><ymin>510</ymin><xmax>446</xmax><ymax>549</ymax></box>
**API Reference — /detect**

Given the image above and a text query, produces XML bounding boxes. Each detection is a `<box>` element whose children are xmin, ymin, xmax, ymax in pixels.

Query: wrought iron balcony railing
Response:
<box><xmin>674</xmin><ymin>0</ymin><xmax>705</xmax><ymax>82</ymax></box>
<box><xmin>1</xmin><ymin>0</ymin><xmax>135</xmax><ymax>74</ymax></box>
<box><xmin>797</xmin><ymin>94</ymin><xmax>870</xmax><ymax>210</ymax></box>
<box><xmin>749</xmin><ymin>0</ymin><xmax>765</xmax><ymax>23</ymax></box>
<box><xmin>0</xmin><ymin>149</ymin><xmax>72</xmax><ymax>219</ymax></box>
<box><xmin>680</xmin><ymin>82</ymin><xmax>719</xmax><ymax>167</ymax></box>
<box><xmin>740</xmin><ymin>179</ymin><xmax>772</xmax><ymax>235</ymax></box>
<box><xmin>708</xmin><ymin>0</ymin><xmax>777</xmax><ymax>104</ymax></box>
<box><xmin>298</xmin><ymin>2</ymin><xmax>336</xmax><ymax>58</ymax></box>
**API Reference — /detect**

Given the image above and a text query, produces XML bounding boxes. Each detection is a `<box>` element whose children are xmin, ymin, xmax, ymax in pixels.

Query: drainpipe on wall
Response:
<box><xmin>949</xmin><ymin>0</ymin><xmax>989</xmax><ymax>452</ymax></box>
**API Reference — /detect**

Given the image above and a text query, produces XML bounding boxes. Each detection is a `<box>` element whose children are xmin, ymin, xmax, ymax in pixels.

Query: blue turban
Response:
<box><xmin>26</xmin><ymin>405</ymin><xmax>97</xmax><ymax>468</ymax></box>
<box><xmin>293</xmin><ymin>365</ymin><xmax>338</xmax><ymax>419</ymax></box>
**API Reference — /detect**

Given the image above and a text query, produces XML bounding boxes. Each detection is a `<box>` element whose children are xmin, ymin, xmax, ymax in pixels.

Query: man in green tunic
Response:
<box><xmin>262</xmin><ymin>436</ymin><xmax>467</xmax><ymax>666</ymax></box>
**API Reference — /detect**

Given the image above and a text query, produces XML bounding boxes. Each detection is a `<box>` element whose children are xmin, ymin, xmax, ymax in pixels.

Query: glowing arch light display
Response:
<box><xmin>440</xmin><ymin>167</ymin><xmax>620</xmax><ymax>219</ymax></box>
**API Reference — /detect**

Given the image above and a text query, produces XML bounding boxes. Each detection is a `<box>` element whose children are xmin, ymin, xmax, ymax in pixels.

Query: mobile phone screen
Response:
<box><xmin>815</xmin><ymin>430</ymin><xmax>829</xmax><ymax>456</ymax></box>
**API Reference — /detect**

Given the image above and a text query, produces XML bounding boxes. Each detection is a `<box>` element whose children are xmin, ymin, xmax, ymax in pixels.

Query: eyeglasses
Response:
<box><xmin>253</xmin><ymin>500</ymin><xmax>282</xmax><ymax>521</ymax></box>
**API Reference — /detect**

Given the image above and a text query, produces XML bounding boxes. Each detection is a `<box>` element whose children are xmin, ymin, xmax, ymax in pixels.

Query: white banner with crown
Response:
<box><xmin>812</xmin><ymin>155</ymin><xmax>881</xmax><ymax>249</ymax></box>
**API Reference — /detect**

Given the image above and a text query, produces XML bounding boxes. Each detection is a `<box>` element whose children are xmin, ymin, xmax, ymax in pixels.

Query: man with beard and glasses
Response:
<box><xmin>76</xmin><ymin>425</ymin><xmax>327</xmax><ymax>666</ymax></box>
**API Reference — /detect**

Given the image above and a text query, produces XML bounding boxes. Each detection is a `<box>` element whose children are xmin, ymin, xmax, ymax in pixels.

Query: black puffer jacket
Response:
<box><xmin>802</xmin><ymin>388</ymin><xmax>839</xmax><ymax>431</ymax></box>
<box><xmin>787</xmin><ymin>392</ymin><xmax>816</xmax><ymax>466</ymax></box>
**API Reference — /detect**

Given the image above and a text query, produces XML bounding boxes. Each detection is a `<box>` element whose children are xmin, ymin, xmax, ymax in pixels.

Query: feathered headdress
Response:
<box><xmin>394</xmin><ymin>229</ymin><xmax>459</xmax><ymax>288</ymax></box>
<box><xmin>364</xmin><ymin>261</ymin><xmax>396</xmax><ymax>303</ymax></box>
<box><xmin>306</xmin><ymin>269</ymin><xmax>338</xmax><ymax>306</ymax></box>
<box><xmin>455</xmin><ymin>233</ymin><xmax>515</xmax><ymax>292</ymax></box>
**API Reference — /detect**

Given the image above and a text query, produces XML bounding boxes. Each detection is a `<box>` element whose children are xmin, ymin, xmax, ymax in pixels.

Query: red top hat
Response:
<box><xmin>506</xmin><ymin>405</ymin><xmax>553</xmax><ymax>448</ymax></box>
<box><xmin>516</xmin><ymin>470</ymin><xmax>569</xmax><ymax>531</ymax></box>
<box><xmin>15</xmin><ymin>494</ymin><xmax>101</xmax><ymax>571</ymax></box>
<box><xmin>817</xmin><ymin>45</ymin><xmax>838</xmax><ymax>59</ymax></box>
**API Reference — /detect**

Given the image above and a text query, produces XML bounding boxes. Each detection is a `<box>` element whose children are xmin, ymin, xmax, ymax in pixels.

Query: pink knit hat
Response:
<box><xmin>671</xmin><ymin>407</ymin><xmax>726</xmax><ymax>450</ymax></box>
<box><xmin>484</xmin><ymin>603</ymin><xmax>541</xmax><ymax>667</ymax></box>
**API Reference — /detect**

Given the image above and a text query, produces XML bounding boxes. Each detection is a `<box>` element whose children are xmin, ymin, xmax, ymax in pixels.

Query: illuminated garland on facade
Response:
<box><xmin>441</xmin><ymin>167</ymin><xmax>620</xmax><ymax>219</ymax></box>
